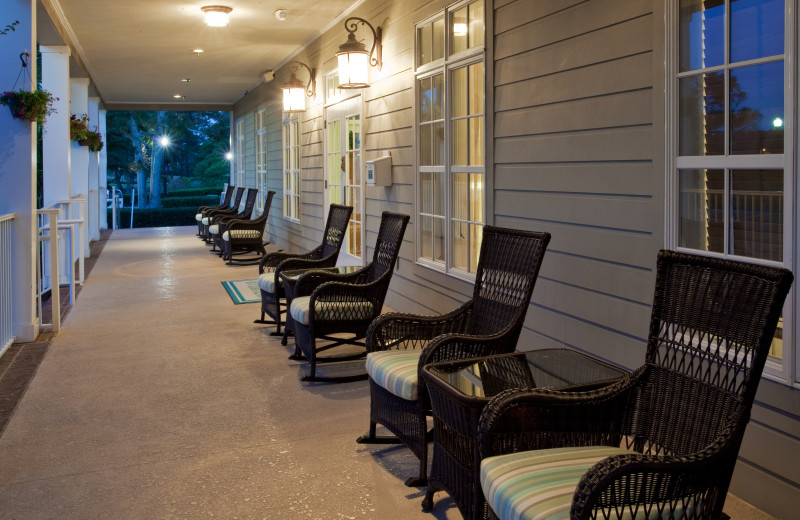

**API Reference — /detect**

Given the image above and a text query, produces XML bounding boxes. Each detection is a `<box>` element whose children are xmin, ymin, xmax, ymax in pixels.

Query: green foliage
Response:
<box><xmin>70</xmin><ymin>114</ymin><xmax>90</xmax><ymax>141</ymax></box>
<box><xmin>162</xmin><ymin>187</ymin><xmax>224</xmax><ymax>198</ymax></box>
<box><xmin>160</xmin><ymin>195</ymin><xmax>219</xmax><ymax>208</ymax></box>
<box><xmin>108</xmin><ymin>207</ymin><xmax>199</xmax><ymax>228</ymax></box>
<box><xmin>0</xmin><ymin>88</ymin><xmax>58</xmax><ymax>125</ymax></box>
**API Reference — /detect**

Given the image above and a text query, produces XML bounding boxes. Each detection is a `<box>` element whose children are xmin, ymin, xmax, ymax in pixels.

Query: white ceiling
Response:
<box><xmin>40</xmin><ymin>0</ymin><xmax>359</xmax><ymax>109</ymax></box>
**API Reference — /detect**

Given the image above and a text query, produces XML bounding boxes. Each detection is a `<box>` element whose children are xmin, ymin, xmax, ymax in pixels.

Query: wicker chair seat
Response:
<box><xmin>366</xmin><ymin>350</ymin><xmax>423</xmax><ymax>400</ymax></box>
<box><xmin>289</xmin><ymin>296</ymin><xmax>375</xmax><ymax>326</ymax></box>
<box><xmin>257</xmin><ymin>272</ymin><xmax>280</xmax><ymax>293</ymax></box>
<box><xmin>480</xmin><ymin>446</ymin><xmax>638</xmax><ymax>520</ymax></box>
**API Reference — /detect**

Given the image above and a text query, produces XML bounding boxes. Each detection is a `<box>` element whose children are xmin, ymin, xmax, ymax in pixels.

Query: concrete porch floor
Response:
<box><xmin>0</xmin><ymin>226</ymin><xmax>774</xmax><ymax>519</ymax></box>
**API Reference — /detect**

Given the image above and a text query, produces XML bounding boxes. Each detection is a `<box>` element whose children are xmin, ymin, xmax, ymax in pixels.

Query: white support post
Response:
<box><xmin>88</xmin><ymin>97</ymin><xmax>100</xmax><ymax>242</ymax></box>
<box><xmin>70</xmin><ymin>78</ymin><xmax>91</xmax><ymax>258</ymax></box>
<box><xmin>0</xmin><ymin>0</ymin><xmax>39</xmax><ymax>342</ymax></box>
<box><xmin>41</xmin><ymin>45</ymin><xmax>71</xmax><ymax>208</ymax></box>
<box><xmin>99</xmin><ymin>109</ymin><xmax>108</xmax><ymax>230</ymax></box>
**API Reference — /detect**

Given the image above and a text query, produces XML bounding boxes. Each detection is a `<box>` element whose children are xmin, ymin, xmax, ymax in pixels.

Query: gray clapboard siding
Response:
<box><xmin>495</xmin><ymin>163</ymin><xmax>654</xmax><ymax>197</ymax></box>
<box><xmin>740</xmin><ymin>421</ymin><xmax>800</xmax><ymax>483</ymax></box>
<box><xmin>730</xmin><ymin>461</ymin><xmax>798</xmax><ymax>520</ymax></box>
<box><xmin>495</xmin><ymin>53</ymin><xmax>654</xmax><ymax>111</ymax></box>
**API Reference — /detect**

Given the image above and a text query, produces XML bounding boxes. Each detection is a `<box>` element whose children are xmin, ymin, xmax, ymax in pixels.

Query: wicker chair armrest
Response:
<box><xmin>477</xmin><ymin>375</ymin><xmax>639</xmax><ymax>459</ymax></box>
<box><xmin>418</xmin><ymin>323</ymin><xmax>522</xmax><ymax>367</ymax></box>
<box><xmin>225</xmin><ymin>218</ymin><xmax>264</xmax><ymax>231</ymax></box>
<box><xmin>572</xmin><ymin>417</ymin><xmax>744</xmax><ymax>520</ymax></box>
<box><xmin>365</xmin><ymin>303</ymin><xmax>476</xmax><ymax>353</ymax></box>
<box><xmin>259</xmin><ymin>246</ymin><xmax>323</xmax><ymax>273</ymax></box>
<box><xmin>293</xmin><ymin>267</ymin><xmax>370</xmax><ymax>296</ymax></box>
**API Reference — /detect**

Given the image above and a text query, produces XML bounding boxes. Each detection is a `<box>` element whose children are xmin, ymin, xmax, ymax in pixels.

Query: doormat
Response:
<box><xmin>221</xmin><ymin>279</ymin><xmax>261</xmax><ymax>304</ymax></box>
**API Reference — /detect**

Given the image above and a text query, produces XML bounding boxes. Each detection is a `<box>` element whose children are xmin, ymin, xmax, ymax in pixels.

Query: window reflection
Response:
<box><xmin>730</xmin><ymin>62</ymin><xmax>784</xmax><ymax>155</ymax></box>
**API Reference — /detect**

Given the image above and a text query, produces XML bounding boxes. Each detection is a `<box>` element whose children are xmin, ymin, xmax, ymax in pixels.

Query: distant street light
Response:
<box><xmin>225</xmin><ymin>152</ymin><xmax>233</xmax><ymax>160</ymax></box>
<box><xmin>773</xmin><ymin>117</ymin><xmax>783</xmax><ymax>128</ymax></box>
<box><xmin>159</xmin><ymin>136</ymin><xmax>170</xmax><ymax>147</ymax></box>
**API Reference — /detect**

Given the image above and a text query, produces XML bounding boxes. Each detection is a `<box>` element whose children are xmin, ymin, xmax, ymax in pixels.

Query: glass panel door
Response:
<box><xmin>325</xmin><ymin>96</ymin><xmax>363</xmax><ymax>265</ymax></box>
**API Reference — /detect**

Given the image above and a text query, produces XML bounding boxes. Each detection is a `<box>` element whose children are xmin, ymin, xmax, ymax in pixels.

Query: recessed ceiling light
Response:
<box><xmin>201</xmin><ymin>5</ymin><xmax>233</xmax><ymax>27</ymax></box>
<box><xmin>181</xmin><ymin>78</ymin><xmax>191</xmax><ymax>83</ymax></box>
<box><xmin>174</xmin><ymin>94</ymin><xmax>186</xmax><ymax>100</ymax></box>
<box><xmin>193</xmin><ymin>49</ymin><xmax>204</xmax><ymax>55</ymax></box>
<box><xmin>275</xmin><ymin>9</ymin><xmax>288</xmax><ymax>21</ymax></box>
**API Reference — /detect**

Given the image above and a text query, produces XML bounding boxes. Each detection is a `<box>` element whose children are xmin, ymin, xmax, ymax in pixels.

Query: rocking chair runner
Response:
<box><xmin>477</xmin><ymin>250</ymin><xmax>792</xmax><ymax>520</ymax></box>
<box><xmin>199</xmin><ymin>186</ymin><xmax>244</xmax><ymax>241</ymax></box>
<box><xmin>356</xmin><ymin>226</ymin><xmax>551</xmax><ymax>488</ymax></box>
<box><xmin>196</xmin><ymin>185</ymin><xmax>235</xmax><ymax>237</ymax></box>
<box><xmin>207</xmin><ymin>188</ymin><xmax>258</xmax><ymax>251</ymax></box>
<box><xmin>286</xmin><ymin>211</ymin><xmax>410</xmax><ymax>383</ymax></box>
<box><xmin>219</xmin><ymin>190</ymin><xmax>276</xmax><ymax>264</ymax></box>
<box><xmin>254</xmin><ymin>203</ymin><xmax>353</xmax><ymax>340</ymax></box>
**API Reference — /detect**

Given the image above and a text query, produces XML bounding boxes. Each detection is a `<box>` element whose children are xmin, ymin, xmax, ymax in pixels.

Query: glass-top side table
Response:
<box><xmin>421</xmin><ymin>349</ymin><xmax>628</xmax><ymax>520</ymax></box>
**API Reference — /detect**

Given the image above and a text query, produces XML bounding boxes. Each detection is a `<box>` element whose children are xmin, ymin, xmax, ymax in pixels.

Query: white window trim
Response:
<box><xmin>664</xmin><ymin>0</ymin><xmax>798</xmax><ymax>387</ymax></box>
<box><xmin>234</xmin><ymin>118</ymin><xmax>245</xmax><ymax>188</ymax></box>
<box><xmin>255</xmin><ymin>105</ymin><xmax>268</xmax><ymax>210</ymax></box>
<box><xmin>282</xmin><ymin>114</ymin><xmax>301</xmax><ymax>223</ymax></box>
<box><xmin>414</xmin><ymin>0</ymin><xmax>486</xmax><ymax>282</ymax></box>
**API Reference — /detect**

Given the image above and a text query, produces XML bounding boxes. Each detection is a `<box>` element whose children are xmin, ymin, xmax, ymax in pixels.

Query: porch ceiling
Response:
<box><xmin>43</xmin><ymin>0</ymin><xmax>357</xmax><ymax>110</ymax></box>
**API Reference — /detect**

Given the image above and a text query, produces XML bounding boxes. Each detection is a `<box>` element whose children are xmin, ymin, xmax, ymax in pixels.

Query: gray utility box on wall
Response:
<box><xmin>366</xmin><ymin>154</ymin><xmax>392</xmax><ymax>187</ymax></box>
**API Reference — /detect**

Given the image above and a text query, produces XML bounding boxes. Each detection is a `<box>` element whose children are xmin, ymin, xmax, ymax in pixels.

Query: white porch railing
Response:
<box><xmin>0</xmin><ymin>213</ymin><xmax>15</xmax><ymax>355</ymax></box>
<box><xmin>37</xmin><ymin>198</ymin><xmax>87</xmax><ymax>333</ymax></box>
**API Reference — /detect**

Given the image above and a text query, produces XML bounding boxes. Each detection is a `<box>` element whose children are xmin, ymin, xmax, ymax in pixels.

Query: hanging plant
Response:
<box><xmin>85</xmin><ymin>130</ymin><xmax>104</xmax><ymax>152</ymax></box>
<box><xmin>70</xmin><ymin>114</ymin><xmax>90</xmax><ymax>142</ymax></box>
<box><xmin>0</xmin><ymin>88</ymin><xmax>58</xmax><ymax>125</ymax></box>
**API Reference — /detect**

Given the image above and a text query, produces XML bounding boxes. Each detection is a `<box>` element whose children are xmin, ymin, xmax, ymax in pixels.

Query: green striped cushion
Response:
<box><xmin>257</xmin><ymin>272</ymin><xmax>280</xmax><ymax>293</ymax></box>
<box><xmin>480</xmin><ymin>446</ymin><xmax>634</xmax><ymax>520</ymax></box>
<box><xmin>195</xmin><ymin>213</ymin><xmax>203</xmax><ymax>221</ymax></box>
<box><xmin>223</xmin><ymin>229</ymin><xmax>262</xmax><ymax>241</ymax></box>
<box><xmin>366</xmin><ymin>350</ymin><xmax>422</xmax><ymax>400</ymax></box>
<box><xmin>202</xmin><ymin>217</ymin><xmax>210</xmax><ymax>225</ymax></box>
<box><xmin>289</xmin><ymin>296</ymin><xmax>374</xmax><ymax>325</ymax></box>
<box><xmin>209</xmin><ymin>224</ymin><xmax>220</xmax><ymax>235</ymax></box>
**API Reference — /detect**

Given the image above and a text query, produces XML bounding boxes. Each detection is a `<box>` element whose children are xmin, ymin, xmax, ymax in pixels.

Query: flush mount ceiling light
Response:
<box><xmin>335</xmin><ymin>17</ymin><xmax>382</xmax><ymax>89</ymax></box>
<box><xmin>181</xmin><ymin>78</ymin><xmax>191</xmax><ymax>83</ymax></box>
<box><xmin>201</xmin><ymin>5</ymin><xmax>232</xmax><ymax>27</ymax></box>
<box><xmin>274</xmin><ymin>9</ymin><xmax>288</xmax><ymax>21</ymax></box>
<box><xmin>282</xmin><ymin>61</ymin><xmax>316</xmax><ymax>113</ymax></box>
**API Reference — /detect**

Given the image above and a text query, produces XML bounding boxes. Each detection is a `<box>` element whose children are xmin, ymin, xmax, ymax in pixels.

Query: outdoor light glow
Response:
<box><xmin>337</xmin><ymin>51</ymin><xmax>369</xmax><ymax>88</ymax></box>
<box><xmin>283</xmin><ymin>87</ymin><xmax>306</xmax><ymax>112</ymax></box>
<box><xmin>202</xmin><ymin>6</ymin><xmax>232</xmax><ymax>27</ymax></box>
<box><xmin>159</xmin><ymin>136</ymin><xmax>170</xmax><ymax>147</ymax></box>
<box><xmin>773</xmin><ymin>117</ymin><xmax>783</xmax><ymax>128</ymax></box>
<box><xmin>453</xmin><ymin>23</ymin><xmax>467</xmax><ymax>36</ymax></box>
<box><xmin>225</xmin><ymin>152</ymin><xmax>233</xmax><ymax>160</ymax></box>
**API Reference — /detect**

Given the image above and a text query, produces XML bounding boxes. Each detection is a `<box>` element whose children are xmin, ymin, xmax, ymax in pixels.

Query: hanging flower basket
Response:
<box><xmin>83</xmin><ymin>130</ymin><xmax>104</xmax><ymax>152</ymax></box>
<box><xmin>71</xmin><ymin>114</ymin><xmax>90</xmax><ymax>142</ymax></box>
<box><xmin>0</xmin><ymin>88</ymin><xmax>58</xmax><ymax>125</ymax></box>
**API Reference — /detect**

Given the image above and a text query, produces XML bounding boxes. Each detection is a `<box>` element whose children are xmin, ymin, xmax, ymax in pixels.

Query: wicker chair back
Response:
<box><xmin>631</xmin><ymin>251</ymin><xmax>793</xmax><ymax>458</ymax></box>
<box><xmin>466</xmin><ymin>227</ymin><xmax>551</xmax><ymax>337</ymax></box>
<box><xmin>320</xmin><ymin>204</ymin><xmax>353</xmax><ymax>259</ymax></box>
<box><xmin>366</xmin><ymin>211</ymin><xmax>410</xmax><ymax>283</ymax></box>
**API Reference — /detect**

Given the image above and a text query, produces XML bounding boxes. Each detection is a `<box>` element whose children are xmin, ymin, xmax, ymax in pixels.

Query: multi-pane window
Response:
<box><xmin>234</xmin><ymin>118</ymin><xmax>245</xmax><ymax>187</ymax></box>
<box><xmin>672</xmin><ymin>0</ymin><xmax>791</xmax><ymax>367</ymax></box>
<box><xmin>282</xmin><ymin>114</ymin><xmax>300</xmax><ymax>221</ymax></box>
<box><xmin>416</xmin><ymin>0</ymin><xmax>485</xmax><ymax>276</ymax></box>
<box><xmin>255</xmin><ymin>106</ymin><xmax>268</xmax><ymax>210</ymax></box>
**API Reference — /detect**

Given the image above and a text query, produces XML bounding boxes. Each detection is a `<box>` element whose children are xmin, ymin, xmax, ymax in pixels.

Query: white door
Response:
<box><xmin>325</xmin><ymin>96</ymin><xmax>364</xmax><ymax>266</ymax></box>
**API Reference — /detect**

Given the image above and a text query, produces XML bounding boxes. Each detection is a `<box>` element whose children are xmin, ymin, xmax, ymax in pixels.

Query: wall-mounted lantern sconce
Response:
<box><xmin>202</xmin><ymin>5</ymin><xmax>232</xmax><ymax>27</ymax></box>
<box><xmin>282</xmin><ymin>61</ymin><xmax>316</xmax><ymax>113</ymax></box>
<box><xmin>335</xmin><ymin>17</ymin><xmax>382</xmax><ymax>89</ymax></box>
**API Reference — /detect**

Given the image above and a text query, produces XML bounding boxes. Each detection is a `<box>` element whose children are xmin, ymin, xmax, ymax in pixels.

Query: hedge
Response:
<box><xmin>161</xmin><ymin>195</ymin><xmax>220</xmax><ymax>208</ymax></box>
<box><xmin>162</xmin><ymin>187</ymin><xmax>224</xmax><ymax>198</ymax></box>
<box><xmin>108</xmin><ymin>207</ymin><xmax>200</xmax><ymax>228</ymax></box>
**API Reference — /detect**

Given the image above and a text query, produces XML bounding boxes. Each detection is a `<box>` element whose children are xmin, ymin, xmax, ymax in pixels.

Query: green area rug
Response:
<box><xmin>221</xmin><ymin>279</ymin><xmax>261</xmax><ymax>304</ymax></box>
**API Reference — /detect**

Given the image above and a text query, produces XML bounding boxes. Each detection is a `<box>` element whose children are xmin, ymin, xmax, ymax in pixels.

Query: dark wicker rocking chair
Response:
<box><xmin>356</xmin><ymin>226</ymin><xmax>551</xmax><ymax>488</ymax></box>
<box><xmin>196</xmin><ymin>185</ymin><xmax>235</xmax><ymax>237</ymax></box>
<box><xmin>477</xmin><ymin>250</ymin><xmax>793</xmax><ymax>520</ymax></box>
<box><xmin>199</xmin><ymin>186</ymin><xmax>244</xmax><ymax>241</ymax></box>
<box><xmin>206</xmin><ymin>188</ymin><xmax>258</xmax><ymax>251</ymax></box>
<box><xmin>286</xmin><ymin>211</ymin><xmax>410</xmax><ymax>383</ymax></box>
<box><xmin>254</xmin><ymin>203</ymin><xmax>353</xmax><ymax>340</ymax></box>
<box><xmin>218</xmin><ymin>190</ymin><xmax>276</xmax><ymax>264</ymax></box>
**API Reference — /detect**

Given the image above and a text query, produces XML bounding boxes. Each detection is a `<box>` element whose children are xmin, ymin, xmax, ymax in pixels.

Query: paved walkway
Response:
<box><xmin>0</xmin><ymin>226</ymin><xmax>458</xmax><ymax>520</ymax></box>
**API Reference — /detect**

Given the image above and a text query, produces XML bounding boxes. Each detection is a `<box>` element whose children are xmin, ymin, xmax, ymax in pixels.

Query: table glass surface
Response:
<box><xmin>425</xmin><ymin>349</ymin><xmax>626</xmax><ymax>399</ymax></box>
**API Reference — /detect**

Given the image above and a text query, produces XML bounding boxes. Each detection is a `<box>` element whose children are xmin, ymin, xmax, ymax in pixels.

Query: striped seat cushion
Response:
<box><xmin>289</xmin><ymin>296</ymin><xmax>374</xmax><ymax>325</ymax></box>
<box><xmin>257</xmin><ymin>272</ymin><xmax>280</xmax><ymax>294</ymax></box>
<box><xmin>202</xmin><ymin>217</ymin><xmax>210</xmax><ymax>225</ymax></box>
<box><xmin>209</xmin><ymin>224</ymin><xmax>219</xmax><ymax>235</ymax></box>
<box><xmin>480</xmin><ymin>446</ymin><xmax>637</xmax><ymax>520</ymax></box>
<box><xmin>366</xmin><ymin>350</ymin><xmax>422</xmax><ymax>400</ymax></box>
<box><xmin>223</xmin><ymin>229</ymin><xmax>262</xmax><ymax>241</ymax></box>
<box><xmin>195</xmin><ymin>213</ymin><xmax>203</xmax><ymax>221</ymax></box>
